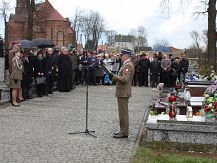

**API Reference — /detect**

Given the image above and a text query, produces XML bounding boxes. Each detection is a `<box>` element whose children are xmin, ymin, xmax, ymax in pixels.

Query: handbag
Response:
<box><xmin>35</xmin><ymin>76</ymin><xmax>46</xmax><ymax>85</ymax></box>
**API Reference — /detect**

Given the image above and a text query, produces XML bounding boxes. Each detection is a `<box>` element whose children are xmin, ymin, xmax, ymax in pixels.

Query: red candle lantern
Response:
<box><xmin>169</xmin><ymin>104</ymin><xmax>176</xmax><ymax>119</ymax></box>
<box><xmin>168</xmin><ymin>93</ymin><xmax>176</xmax><ymax>103</ymax></box>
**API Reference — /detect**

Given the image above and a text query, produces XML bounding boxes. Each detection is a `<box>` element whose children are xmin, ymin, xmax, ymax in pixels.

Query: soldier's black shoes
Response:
<box><xmin>113</xmin><ymin>133</ymin><xmax>128</xmax><ymax>138</ymax></box>
<box><xmin>113</xmin><ymin>132</ymin><xmax>119</xmax><ymax>135</ymax></box>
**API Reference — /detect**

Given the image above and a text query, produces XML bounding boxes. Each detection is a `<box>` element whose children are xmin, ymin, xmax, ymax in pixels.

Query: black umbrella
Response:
<box><xmin>15</xmin><ymin>39</ymin><xmax>36</xmax><ymax>49</ymax></box>
<box><xmin>32</xmin><ymin>38</ymin><xmax>55</xmax><ymax>48</ymax></box>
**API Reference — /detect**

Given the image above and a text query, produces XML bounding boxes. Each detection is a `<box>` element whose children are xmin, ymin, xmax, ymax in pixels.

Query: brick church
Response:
<box><xmin>7</xmin><ymin>0</ymin><xmax>75</xmax><ymax>48</ymax></box>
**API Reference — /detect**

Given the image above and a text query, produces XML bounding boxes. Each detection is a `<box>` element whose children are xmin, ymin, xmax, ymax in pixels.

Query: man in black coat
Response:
<box><xmin>88</xmin><ymin>51</ymin><xmax>97</xmax><ymax>86</ymax></box>
<box><xmin>150</xmin><ymin>53</ymin><xmax>161</xmax><ymax>87</ymax></box>
<box><xmin>21</xmin><ymin>50</ymin><xmax>34</xmax><ymax>99</ymax></box>
<box><xmin>57</xmin><ymin>47</ymin><xmax>72</xmax><ymax>92</ymax></box>
<box><xmin>45</xmin><ymin>48</ymin><xmax>55</xmax><ymax>94</ymax></box>
<box><xmin>179</xmin><ymin>53</ymin><xmax>189</xmax><ymax>86</ymax></box>
<box><xmin>138</xmin><ymin>53</ymin><xmax>150</xmax><ymax>87</ymax></box>
<box><xmin>80</xmin><ymin>51</ymin><xmax>90</xmax><ymax>85</ymax></box>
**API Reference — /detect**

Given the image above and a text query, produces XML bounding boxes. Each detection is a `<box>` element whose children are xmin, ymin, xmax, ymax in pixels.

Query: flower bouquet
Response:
<box><xmin>203</xmin><ymin>80</ymin><xmax>217</xmax><ymax>120</ymax></box>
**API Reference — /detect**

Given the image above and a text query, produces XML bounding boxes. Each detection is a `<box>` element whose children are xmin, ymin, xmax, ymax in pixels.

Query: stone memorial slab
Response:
<box><xmin>145</xmin><ymin>115</ymin><xmax>217</xmax><ymax>146</ymax></box>
<box><xmin>0</xmin><ymin>58</ymin><xmax>10</xmax><ymax>103</ymax></box>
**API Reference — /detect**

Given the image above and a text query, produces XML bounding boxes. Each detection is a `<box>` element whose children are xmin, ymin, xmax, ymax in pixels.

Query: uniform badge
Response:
<box><xmin>125</xmin><ymin>68</ymin><xmax>129</xmax><ymax>72</ymax></box>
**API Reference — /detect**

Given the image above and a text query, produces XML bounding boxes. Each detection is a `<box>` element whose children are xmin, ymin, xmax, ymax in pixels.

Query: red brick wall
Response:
<box><xmin>7</xmin><ymin>1</ymin><xmax>75</xmax><ymax>48</ymax></box>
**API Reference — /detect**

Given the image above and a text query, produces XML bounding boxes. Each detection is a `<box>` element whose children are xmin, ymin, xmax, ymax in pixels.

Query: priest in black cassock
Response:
<box><xmin>57</xmin><ymin>47</ymin><xmax>72</xmax><ymax>92</ymax></box>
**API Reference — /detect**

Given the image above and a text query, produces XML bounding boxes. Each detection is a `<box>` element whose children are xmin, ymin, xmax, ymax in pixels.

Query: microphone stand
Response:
<box><xmin>69</xmin><ymin>66</ymin><xmax>96</xmax><ymax>138</ymax></box>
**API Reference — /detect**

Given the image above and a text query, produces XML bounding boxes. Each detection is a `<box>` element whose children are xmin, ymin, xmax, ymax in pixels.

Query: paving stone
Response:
<box><xmin>0</xmin><ymin>85</ymin><xmax>151</xmax><ymax>162</ymax></box>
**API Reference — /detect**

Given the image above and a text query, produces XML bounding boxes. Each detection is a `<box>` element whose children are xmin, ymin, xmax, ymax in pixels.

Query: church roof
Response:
<box><xmin>35</xmin><ymin>2</ymin><xmax>44</xmax><ymax>10</ymax></box>
<box><xmin>35</xmin><ymin>0</ymin><xmax>66</xmax><ymax>22</ymax></box>
<box><xmin>46</xmin><ymin>9</ymin><xmax>66</xmax><ymax>21</ymax></box>
<box><xmin>67</xmin><ymin>27</ymin><xmax>73</xmax><ymax>34</ymax></box>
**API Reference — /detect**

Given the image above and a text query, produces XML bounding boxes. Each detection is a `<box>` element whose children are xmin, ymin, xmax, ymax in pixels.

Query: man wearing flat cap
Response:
<box><xmin>106</xmin><ymin>49</ymin><xmax>135</xmax><ymax>138</ymax></box>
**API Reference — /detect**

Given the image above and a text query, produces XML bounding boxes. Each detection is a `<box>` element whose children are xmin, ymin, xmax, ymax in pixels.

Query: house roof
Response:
<box><xmin>97</xmin><ymin>45</ymin><xmax>108</xmax><ymax>51</ymax></box>
<box><xmin>153</xmin><ymin>46</ymin><xmax>182</xmax><ymax>56</ymax></box>
<box><xmin>115</xmin><ymin>35</ymin><xmax>134</xmax><ymax>42</ymax></box>
<box><xmin>139</xmin><ymin>46</ymin><xmax>153</xmax><ymax>51</ymax></box>
<box><xmin>153</xmin><ymin>46</ymin><xmax>172</xmax><ymax>53</ymax></box>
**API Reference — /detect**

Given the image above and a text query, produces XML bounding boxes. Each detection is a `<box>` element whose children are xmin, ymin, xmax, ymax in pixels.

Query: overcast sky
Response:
<box><xmin>2</xmin><ymin>0</ymin><xmax>208</xmax><ymax>49</ymax></box>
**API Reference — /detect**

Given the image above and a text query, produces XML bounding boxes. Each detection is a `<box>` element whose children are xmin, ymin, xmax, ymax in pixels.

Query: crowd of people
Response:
<box><xmin>8</xmin><ymin>41</ymin><xmax>189</xmax><ymax>107</ymax></box>
<box><xmin>134</xmin><ymin>52</ymin><xmax>189</xmax><ymax>88</ymax></box>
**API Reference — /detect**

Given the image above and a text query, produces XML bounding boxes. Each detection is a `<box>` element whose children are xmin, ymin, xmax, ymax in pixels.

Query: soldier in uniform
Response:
<box><xmin>10</xmin><ymin>48</ymin><xmax>23</xmax><ymax>107</ymax></box>
<box><xmin>9</xmin><ymin>42</ymin><xmax>20</xmax><ymax>74</ymax></box>
<box><xmin>69</xmin><ymin>48</ymin><xmax>79</xmax><ymax>89</ymax></box>
<box><xmin>107</xmin><ymin>49</ymin><xmax>135</xmax><ymax>138</ymax></box>
<box><xmin>9</xmin><ymin>42</ymin><xmax>21</xmax><ymax>101</ymax></box>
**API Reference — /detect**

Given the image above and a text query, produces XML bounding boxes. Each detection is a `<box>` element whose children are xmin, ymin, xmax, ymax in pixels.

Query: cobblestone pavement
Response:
<box><xmin>0</xmin><ymin>85</ymin><xmax>152</xmax><ymax>163</ymax></box>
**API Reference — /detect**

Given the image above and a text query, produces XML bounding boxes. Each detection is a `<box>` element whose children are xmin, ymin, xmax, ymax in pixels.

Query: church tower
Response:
<box><xmin>15</xmin><ymin>0</ymin><xmax>28</xmax><ymax>16</ymax></box>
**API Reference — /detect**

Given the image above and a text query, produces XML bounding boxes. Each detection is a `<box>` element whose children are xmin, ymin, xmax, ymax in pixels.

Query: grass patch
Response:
<box><xmin>132</xmin><ymin>146</ymin><xmax>217</xmax><ymax>163</ymax></box>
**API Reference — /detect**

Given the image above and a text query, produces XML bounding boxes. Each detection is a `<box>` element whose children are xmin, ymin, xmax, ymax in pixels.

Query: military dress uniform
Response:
<box><xmin>10</xmin><ymin>56</ymin><xmax>23</xmax><ymax>89</ymax></box>
<box><xmin>112</xmin><ymin>58</ymin><xmax>135</xmax><ymax>137</ymax></box>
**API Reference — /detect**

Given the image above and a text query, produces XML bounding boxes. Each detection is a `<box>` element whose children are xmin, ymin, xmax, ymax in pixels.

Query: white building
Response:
<box><xmin>114</xmin><ymin>35</ymin><xmax>135</xmax><ymax>52</ymax></box>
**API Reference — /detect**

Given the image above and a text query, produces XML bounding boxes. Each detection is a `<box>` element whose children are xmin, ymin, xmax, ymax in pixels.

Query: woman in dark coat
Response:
<box><xmin>95</xmin><ymin>54</ymin><xmax>104</xmax><ymax>85</ymax></box>
<box><xmin>57</xmin><ymin>47</ymin><xmax>72</xmax><ymax>92</ymax></box>
<box><xmin>33</xmin><ymin>50</ymin><xmax>46</xmax><ymax>97</ymax></box>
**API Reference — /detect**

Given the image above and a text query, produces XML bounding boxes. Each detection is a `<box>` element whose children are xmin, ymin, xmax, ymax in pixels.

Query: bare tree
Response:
<box><xmin>129</xmin><ymin>28</ymin><xmax>137</xmax><ymax>49</ymax></box>
<box><xmin>26</xmin><ymin>0</ymin><xmax>44</xmax><ymax>40</ymax></box>
<box><xmin>0</xmin><ymin>0</ymin><xmax>12</xmax><ymax>48</ymax></box>
<box><xmin>161</xmin><ymin>0</ymin><xmax>216</xmax><ymax>70</ymax></box>
<box><xmin>81</xmin><ymin>10</ymin><xmax>105</xmax><ymax>50</ymax></box>
<box><xmin>70</xmin><ymin>8</ymin><xmax>84</xmax><ymax>47</ymax></box>
<box><xmin>105</xmin><ymin>30</ymin><xmax>117</xmax><ymax>46</ymax></box>
<box><xmin>26</xmin><ymin>0</ymin><xmax>35</xmax><ymax>40</ymax></box>
<box><xmin>187</xmin><ymin>44</ymin><xmax>202</xmax><ymax>58</ymax></box>
<box><xmin>130</xmin><ymin>26</ymin><xmax>148</xmax><ymax>52</ymax></box>
<box><xmin>201</xmin><ymin>29</ymin><xmax>208</xmax><ymax>47</ymax></box>
<box><xmin>190</xmin><ymin>30</ymin><xmax>203</xmax><ymax>65</ymax></box>
<box><xmin>80</xmin><ymin>11</ymin><xmax>92</xmax><ymax>50</ymax></box>
<box><xmin>153</xmin><ymin>39</ymin><xmax>170</xmax><ymax>49</ymax></box>
<box><xmin>207</xmin><ymin>0</ymin><xmax>216</xmax><ymax>70</ymax></box>
<box><xmin>137</xmin><ymin>26</ymin><xmax>148</xmax><ymax>48</ymax></box>
<box><xmin>89</xmin><ymin>11</ymin><xmax>105</xmax><ymax>50</ymax></box>
<box><xmin>190</xmin><ymin>30</ymin><xmax>200</xmax><ymax>49</ymax></box>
